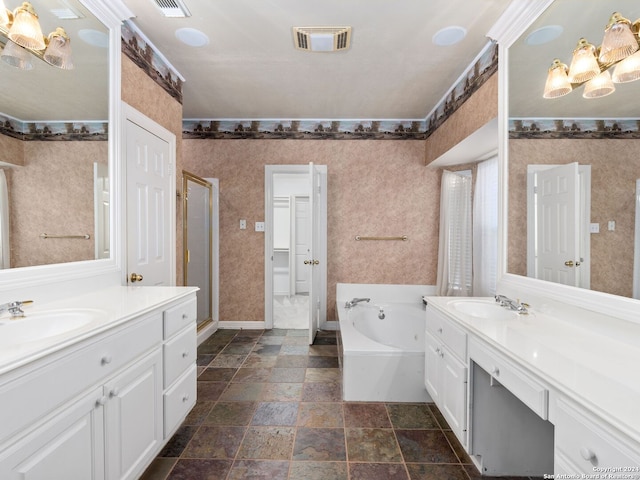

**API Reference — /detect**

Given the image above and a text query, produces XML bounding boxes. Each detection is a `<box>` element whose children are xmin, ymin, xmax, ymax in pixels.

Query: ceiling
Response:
<box><xmin>2</xmin><ymin>0</ymin><xmax>638</xmax><ymax>124</ymax></box>
<box><xmin>120</xmin><ymin>0</ymin><xmax>512</xmax><ymax>121</ymax></box>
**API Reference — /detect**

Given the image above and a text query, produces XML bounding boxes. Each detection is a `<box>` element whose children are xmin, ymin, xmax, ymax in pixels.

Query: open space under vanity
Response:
<box><xmin>425</xmin><ymin>295</ymin><xmax>640</xmax><ymax>476</ymax></box>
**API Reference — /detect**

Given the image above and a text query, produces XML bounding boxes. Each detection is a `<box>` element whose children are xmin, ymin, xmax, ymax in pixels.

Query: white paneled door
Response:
<box><xmin>535</xmin><ymin>163</ymin><xmax>580</xmax><ymax>287</ymax></box>
<box><xmin>125</xmin><ymin>106</ymin><xmax>175</xmax><ymax>286</ymax></box>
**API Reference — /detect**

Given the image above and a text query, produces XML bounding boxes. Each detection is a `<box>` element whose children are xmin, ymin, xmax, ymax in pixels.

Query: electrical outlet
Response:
<box><xmin>255</xmin><ymin>222</ymin><xmax>265</xmax><ymax>232</ymax></box>
<box><xmin>589</xmin><ymin>223</ymin><xmax>599</xmax><ymax>233</ymax></box>
<box><xmin>240</xmin><ymin>219</ymin><xmax>246</xmax><ymax>230</ymax></box>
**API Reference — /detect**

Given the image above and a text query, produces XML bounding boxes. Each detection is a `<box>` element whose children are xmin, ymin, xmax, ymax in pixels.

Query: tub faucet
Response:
<box><xmin>0</xmin><ymin>300</ymin><xmax>33</xmax><ymax>319</ymax></box>
<box><xmin>345</xmin><ymin>298</ymin><xmax>370</xmax><ymax>308</ymax></box>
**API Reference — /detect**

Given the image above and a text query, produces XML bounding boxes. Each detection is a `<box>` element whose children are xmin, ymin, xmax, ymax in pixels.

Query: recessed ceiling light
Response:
<box><xmin>78</xmin><ymin>29</ymin><xmax>109</xmax><ymax>48</ymax></box>
<box><xmin>525</xmin><ymin>25</ymin><xmax>563</xmax><ymax>45</ymax></box>
<box><xmin>175</xmin><ymin>27</ymin><xmax>209</xmax><ymax>47</ymax></box>
<box><xmin>433</xmin><ymin>26</ymin><xmax>467</xmax><ymax>46</ymax></box>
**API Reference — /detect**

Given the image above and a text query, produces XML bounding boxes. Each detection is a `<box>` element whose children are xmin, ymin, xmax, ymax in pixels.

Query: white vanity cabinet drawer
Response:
<box><xmin>426</xmin><ymin>306</ymin><xmax>467</xmax><ymax>360</ymax></box>
<box><xmin>555</xmin><ymin>397</ymin><xmax>640</xmax><ymax>472</ymax></box>
<box><xmin>163</xmin><ymin>298</ymin><xmax>197</xmax><ymax>338</ymax></box>
<box><xmin>0</xmin><ymin>313</ymin><xmax>162</xmax><ymax>444</ymax></box>
<box><xmin>163</xmin><ymin>325</ymin><xmax>197</xmax><ymax>387</ymax></box>
<box><xmin>469</xmin><ymin>338</ymin><xmax>548</xmax><ymax>420</ymax></box>
<box><xmin>164</xmin><ymin>364</ymin><xmax>197</xmax><ymax>438</ymax></box>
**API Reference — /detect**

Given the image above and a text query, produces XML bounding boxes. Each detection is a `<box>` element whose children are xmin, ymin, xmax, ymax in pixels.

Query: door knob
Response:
<box><xmin>564</xmin><ymin>260</ymin><xmax>581</xmax><ymax>267</ymax></box>
<box><xmin>312</xmin><ymin>260</ymin><xmax>319</xmax><ymax>265</ymax></box>
<box><xmin>130</xmin><ymin>272</ymin><xmax>143</xmax><ymax>283</ymax></box>
<box><xmin>304</xmin><ymin>260</ymin><xmax>311</xmax><ymax>265</ymax></box>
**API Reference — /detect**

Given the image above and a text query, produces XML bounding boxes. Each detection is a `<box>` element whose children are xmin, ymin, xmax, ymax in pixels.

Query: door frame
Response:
<box><xmin>526</xmin><ymin>164</ymin><xmax>591</xmax><ymax>289</ymax></box>
<box><xmin>264</xmin><ymin>165</ymin><xmax>327</xmax><ymax>330</ymax></box>
<box><xmin>121</xmin><ymin>102</ymin><xmax>176</xmax><ymax>286</ymax></box>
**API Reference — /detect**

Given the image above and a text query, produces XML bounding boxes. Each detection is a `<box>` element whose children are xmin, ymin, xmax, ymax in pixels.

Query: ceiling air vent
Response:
<box><xmin>152</xmin><ymin>0</ymin><xmax>192</xmax><ymax>18</ymax></box>
<box><xmin>293</xmin><ymin>26</ymin><xmax>352</xmax><ymax>52</ymax></box>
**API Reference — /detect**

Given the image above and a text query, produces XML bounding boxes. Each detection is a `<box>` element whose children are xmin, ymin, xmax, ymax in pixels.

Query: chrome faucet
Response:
<box><xmin>345</xmin><ymin>297</ymin><xmax>370</xmax><ymax>308</ymax></box>
<box><xmin>494</xmin><ymin>295</ymin><xmax>528</xmax><ymax>314</ymax></box>
<box><xmin>0</xmin><ymin>300</ymin><xmax>33</xmax><ymax>319</ymax></box>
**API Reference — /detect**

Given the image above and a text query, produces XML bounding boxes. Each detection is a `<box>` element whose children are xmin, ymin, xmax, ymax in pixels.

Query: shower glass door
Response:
<box><xmin>183</xmin><ymin>172</ymin><xmax>213</xmax><ymax>329</ymax></box>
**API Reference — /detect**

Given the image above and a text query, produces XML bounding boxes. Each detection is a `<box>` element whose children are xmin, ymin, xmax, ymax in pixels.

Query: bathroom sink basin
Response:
<box><xmin>0</xmin><ymin>309</ymin><xmax>107</xmax><ymax>347</ymax></box>
<box><xmin>448</xmin><ymin>299</ymin><xmax>518</xmax><ymax>321</ymax></box>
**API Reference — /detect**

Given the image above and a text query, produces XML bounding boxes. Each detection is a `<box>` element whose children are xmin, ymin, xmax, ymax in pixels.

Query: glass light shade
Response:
<box><xmin>543</xmin><ymin>59</ymin><xmax>572</xmax><ymax>98</ymax></box>
<box><xmin>582</xmin><ymin>70</ymin><xmax>615</xmax><ymax>99</ymax></box>
<box><xmin>8</xmin><ymin>2</ymin><xmax>45</xmax><ymax>50</ymax></box>
<box><xmin>568</xmin><ymin>39</ymin><xmax>600</xmax><ymax>83</ymax></box>
<box><xmin>0</xmin><ymin>0</ymin><xmax>10</xmax><ymax>27</ymax></box>
<box><xmin>44</xmin><ymin>28</ymin><xmax>74</xmax><ymax>69</ymax></box>
<box><xmin>1</xmin><ymin>39</ymin><xmax>33</xmax><ymax>69</ymax></box>
<box><xmin>599</xmin><ymin>13</ymin><xmax>638</xmax><ymax>64</ymax></box>
<box><xmin>612</xmin><ymin>49</ymin><xmax>640</xmax><ymax>83</ymax></box>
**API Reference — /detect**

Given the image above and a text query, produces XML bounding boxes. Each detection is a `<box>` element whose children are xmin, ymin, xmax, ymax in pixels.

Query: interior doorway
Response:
<box><xmin>265</xmin><ymin>164</ymin><xmax>327</xmax><ymax>343</ymax></box>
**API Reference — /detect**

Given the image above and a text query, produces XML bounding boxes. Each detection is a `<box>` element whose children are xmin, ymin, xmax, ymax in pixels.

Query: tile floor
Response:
<box><xmin>141</xmin><ymin>328</ymin><xmax>540</xmax><ymax>480</ymax></box>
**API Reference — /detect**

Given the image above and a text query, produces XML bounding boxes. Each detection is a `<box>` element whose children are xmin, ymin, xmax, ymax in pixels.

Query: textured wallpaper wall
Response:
<box><xmin>9</xmin><ymin>142</ymin><xmax>108</xmax><ymax>268</ymax></box>
<box><xmin>183</xmin><ymin>139</ymin><xmax>441</xmax><ymax>322</ymax></box>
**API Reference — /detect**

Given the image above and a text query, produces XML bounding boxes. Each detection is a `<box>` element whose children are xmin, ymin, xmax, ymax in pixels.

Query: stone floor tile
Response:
<box><xmin>182</xmin><ymin>426</ymin><xmax>246</xmax><ymax>459</ymax></box>
<box><xmin>258</xmin><ymin>382</ymin><xmax>304</xmax><ymax>401</ymax></box>
<box><xmin>226</xmin><ymin>460</ymin><xmax>290</xmax><ymax>480</ymax></box>
<box><xmin>406</xmin><ymin>463</ymin><xmax>469</xmax><ymax>480</ymax></box>
<box><xmin>301</xmin><ymin>382</ymin><xmax>342</xmax><ymax>402</ymax></box>
<box><xmin>269</xmin><ymin>367</ymin><xmax>306</xmax><ymax>383</ymax></box>
<box><xmin>292</xmin><ymin>427</ymin><xmax>346</xmax><ymax>461</ymax></box>
<box><xmin>349</xmin><ymin>462</ymin><xmax>410</xmax><ymax>480</ymax></box>
<box><xmin>166</xmin><ymin>459</ymin><xmax>232</xmax><ymax>480</ymax></box>
<box><xmin>387</xmin><ymin>403</ymin><xmax>440</xmax><ymax>429</ymax></box>
<box><xmin>395</xmin><ymin>430</ymin><xmax>460</xmax><ymax>463</ymax></box>
<box><xmin>289</xmin><ymin>461</ymin><xmax>348</xmax><ymax>480</ymax></box>
<box><xmin>346</xmin><ymin>428</ymin><xmax>403</xmax><ymax>463</ymax></box>
<box><xmin>218</xmin><ymin>382</ymin><xmax>264</xmax><ymax>402</ymax></box>
<box><xmin>251</xmin><ymin>401</ymin><xmax>299</xmax><ymax>426</ymax></box>
<box><xmin>204</xmin><ymin>402</ymin><xmax>256</xmax><ymax>426</ymax></box>
<box><xmin>236</xmin><ymin>426</ymin><xmax>296</xmax><ymax>460</ymax></box>
<box><xmin>297</xmin><ymin>402</ymin><xmax>344</xmax><ymax>428</ymax></box>
<box><xmin>344</xmin><ymin>403</ymin><xmax>392</xmax><ymax>428</ymax></box>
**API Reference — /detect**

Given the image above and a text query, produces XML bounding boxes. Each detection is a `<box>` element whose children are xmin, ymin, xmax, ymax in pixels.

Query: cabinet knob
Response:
<box><xmin>96</xmin><ymin>396</ymin><xmax>107</xmax><ymax>407</ymax></box>
<box><xmin>491</xmin><ymin>367</ymin><xmax>500</xmax><ymax>377</ymax></box>
<box><xmin>182</xmin><ymin>313</ymin><xmax>188</xmax><ymax>319</ymax></box>
<box><xmin>435</xmin><ymin>347</ymin><xmax>441</xmax><ymax>354</ymax></box>
<box><xmin>182</xmin><ymin>351</ymin><xmax>189</xmax><ymax>358</ymax></box>
<box><xmin>101</xmin><ymin>355</ymin><xmax>112</xmax><ymax>366</ymax></box>
<box><xmin>580</xmin><ymin>447</ymin><xmax>596</xmax><ymax>462</ymax></box>
<box><xmin>109</xmin><ymin>388</ymin><xmax>119</xmax><ymax>398</ymax></box>
<box><xmin>437</xmin><ymin>328</ymin><xmax>443</xmax><ymax>334</ymax></box>
<box><xmin>182</xmin><ymin>394</ymin><xmax>190</xmax><ymax>403</ymax></box>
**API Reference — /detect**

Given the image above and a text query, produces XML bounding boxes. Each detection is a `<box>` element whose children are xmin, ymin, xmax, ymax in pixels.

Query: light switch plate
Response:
<box><xmin>255</xmin><ymin>222</ymin><xmax>265</xmax><ymax>232</ymax></box>
<box><xmin>240</xmin><ymin>219</ymin><xmax>246</xmax><ymax>230</ymax></box>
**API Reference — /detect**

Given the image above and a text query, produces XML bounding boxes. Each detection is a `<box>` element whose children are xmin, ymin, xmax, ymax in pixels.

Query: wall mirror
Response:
<box><xmin>505</xmin><ymin>0</ymin><xmax>640</xmax><ymax>306</ymax></box>
<box><xmin>0</xmin><ymin>0</ymin><xmax>111</xmax><ymax>274</ymax></box>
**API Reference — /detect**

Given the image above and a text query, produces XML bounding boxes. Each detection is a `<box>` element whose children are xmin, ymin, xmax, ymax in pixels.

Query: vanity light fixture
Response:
<box><xmin>0</xmin><ymin>1</ymin><xmax>74</xmax><ymax>70</ymax></box>
<box><xmin>543</xmin><ymin>11</ymin><xmax>640</xmax><ymax>99</ymax></box>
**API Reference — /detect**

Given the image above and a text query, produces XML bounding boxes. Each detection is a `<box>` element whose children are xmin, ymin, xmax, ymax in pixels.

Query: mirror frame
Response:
<box><xmin>0</xmin><ymin>0</ymin><xmax>131</xmax><ymax>296</ymax></box>
<box><xmin>491</xmin><ymin>0</ymin><xmax>640</xmax><ymax>324</ymax></box>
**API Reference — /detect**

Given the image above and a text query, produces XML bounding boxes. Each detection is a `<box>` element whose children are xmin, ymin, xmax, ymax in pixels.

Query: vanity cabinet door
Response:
<box><xmin>425</xmin><ymin>331</ymin><xmax>442</xmax><ymax>403</ymax></box>
<box><xmin>104</xmin><ymin>348</ymin><xmax>163</xmax><ymax>480</ymax></box>
<box><xmin>0</xmin><ymin>386</ymin><xmax>105</xmax><ymax>480</ymax></box>
<box><xmin>441</xmin><ymin>349</ymin><xmax>467</xmax><ymax>446</ymax></box>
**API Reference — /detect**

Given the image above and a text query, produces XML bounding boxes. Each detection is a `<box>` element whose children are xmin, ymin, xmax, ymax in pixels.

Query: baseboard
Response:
<box><xmin>218</xmin><ymin>320</ymin><xmax>266</xmax><ymax>330</ymax></box>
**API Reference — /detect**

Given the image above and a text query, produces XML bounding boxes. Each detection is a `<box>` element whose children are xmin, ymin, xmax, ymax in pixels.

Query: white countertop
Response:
<box><xmin>0</xmin><ymin>285</ymin><xmax>198</xmax><ymax>376</ymax></box>
<box><xmin>426</xmin><ymin>296</ymin><xmax>640</xmax><ymax>445</ymax></box>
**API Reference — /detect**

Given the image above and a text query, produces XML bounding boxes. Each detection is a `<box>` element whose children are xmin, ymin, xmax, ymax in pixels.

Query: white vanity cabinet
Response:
<box><xmin>425</xmin><ymin>305</ymin><xmax>468</xmax><ymax>446</ymax></box>
<box><xmin>162</xmin><ymin>297</ymin><xmax>197</xmax><ymax>438</ymax></box>
<box><xmin>553</xmin><ymin>395</ymin><xmax>640</xmax><ymax>474</ymax></box>
<box><xmin>0</xmin><ymin>291</ymin><xmax>198</xmax><ymax>480</ymax></box>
